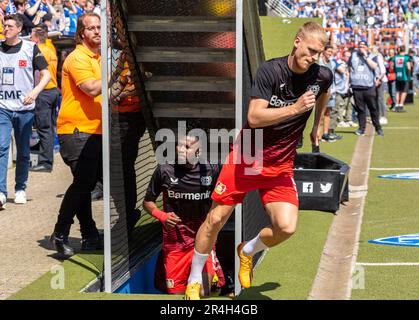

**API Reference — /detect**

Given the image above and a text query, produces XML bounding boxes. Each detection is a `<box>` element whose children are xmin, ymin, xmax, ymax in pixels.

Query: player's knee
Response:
<box><xmin>207</xmin><ymin>211</ymin><xmax>224</xmax><ymax>231</ymax></box>
<box><xmin>272</xmin><ymin>222</ymin><xmax>297</xmax><ymax>239</ymax></box>
<box><xmin>281</xmin><ymin>225</ymin><xmax>297</xmax><ymax>238</ymax></box>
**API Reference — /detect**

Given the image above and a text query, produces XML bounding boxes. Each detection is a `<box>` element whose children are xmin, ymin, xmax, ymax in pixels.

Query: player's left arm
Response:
<box><xmin>310</xmin><ymin>89</ymin><xmax>330</xmax><ymax>146</ymax></box>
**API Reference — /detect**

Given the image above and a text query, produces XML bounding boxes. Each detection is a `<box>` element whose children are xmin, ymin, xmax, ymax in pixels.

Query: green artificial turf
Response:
<box><xmin>351</xmin><ymin>266</ymin><xmax>419</xmax><ymax>300</ymax></box>
<box><xmin>237</xmin><ymin>211</ymin><xmax>334</xmax><ymax>300</ymax></box>
<box><xmin>352</xmin><ymin>100</ymin><xmax>419</xmax><ymax>300</ymax></box>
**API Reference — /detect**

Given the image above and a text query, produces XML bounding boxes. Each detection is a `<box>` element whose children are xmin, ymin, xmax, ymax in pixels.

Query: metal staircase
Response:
<box><xmin>122</xmin><ymin>0</ymin><xmax>237</xmax><ymax>130</ymax></box>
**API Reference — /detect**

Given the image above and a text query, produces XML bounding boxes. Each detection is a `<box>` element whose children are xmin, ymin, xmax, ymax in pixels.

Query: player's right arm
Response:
<box><xmin>247</xmin><ymin>61</ymin><xmax>316</xmax><ymax>128</ymax></box>
<box><xmin>247</xmin><ymin>91</ymin><xmax>316</xmax><ymax>128</ymax></box>
<box><xmin>143</xmin><ymin>166</ymin><xmax>182</xmax><ymax>229</ymax></box>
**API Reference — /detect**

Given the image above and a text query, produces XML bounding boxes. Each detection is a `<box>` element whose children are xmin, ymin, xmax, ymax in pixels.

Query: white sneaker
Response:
<box><xmin>0</xmin><ymin>192</ymin><xmax>6</xmax><ymax>210</ymax></box>
<box><xmin>347</xmin><ymin>121</ymin><xmax>358</xmax><ymax>127</ymax></box>
<box><xmin>337</xmin><ymin>121</ymin><xmax>350</xmax><ymax>128</ymax></box>
<box><xmin>379</xmin><ymin>117</ymin><xmax>388</xmax><ymax>125</ymax></box>
<box><xmin>14</xmin><ymin>190</ymin><xmax>27</xmax><ymax>204</ymax></box>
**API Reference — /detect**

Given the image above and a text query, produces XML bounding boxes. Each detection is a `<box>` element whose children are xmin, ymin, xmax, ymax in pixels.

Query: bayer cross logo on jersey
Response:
<box><xmin>214</xmin><ymin>182</ymin><xmax>226</xmax><ymax>195</ymax></box>
<box><xmin>306</xmin><ymin>85</ymin><xmax>320</xmax><ymax>96</ymax></box>
<box><xmin>201</xmin><ymin>176</ymin><xmax>212</xmax><ymax>186</ymax></box>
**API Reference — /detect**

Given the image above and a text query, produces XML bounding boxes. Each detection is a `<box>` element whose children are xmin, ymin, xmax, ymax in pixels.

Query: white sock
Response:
<box><xmin>187</xmin><ymin>249</ymin><xmax>209</xmax><ymax>284</ymax></box>
<box><xmin>242</xmin><ymin>234</ymin><xmax>268</xmax><ymax>257</ymax></box>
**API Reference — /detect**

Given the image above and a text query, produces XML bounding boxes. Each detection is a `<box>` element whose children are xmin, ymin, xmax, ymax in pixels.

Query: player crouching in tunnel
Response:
<box><xmin>143</xmin><ymin>131</ymin><xmax>225</xmax><ymax>296</ymax></box>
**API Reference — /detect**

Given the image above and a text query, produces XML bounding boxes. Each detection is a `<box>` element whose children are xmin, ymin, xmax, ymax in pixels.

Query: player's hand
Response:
<box><xmin>164</xmin><ymin>212</ymin><xmax>182</xmax><ymax>229</ymax></box>
<box><xmin>310</xmin><ymin>126</ymin><xmax>319</xmax><ymax>146</ymax></box>
<box><xmin>23</xmin><ymin>91</ymin><xmax>38</xmax><ymax>105</ymax></box>
<box><xmin>295</xmin><ymin>90</ymin><xmax>316</xmax><ymax>114</ymax></box>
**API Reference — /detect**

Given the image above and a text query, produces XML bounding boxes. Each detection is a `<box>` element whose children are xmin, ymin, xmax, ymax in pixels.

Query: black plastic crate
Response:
<box><xmin>293</xmin><ymin>153</ymin><xmax>350</xmax><ymax>213</ymax></box>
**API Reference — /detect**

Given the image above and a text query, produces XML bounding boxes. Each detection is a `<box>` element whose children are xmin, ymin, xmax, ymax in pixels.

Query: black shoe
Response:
<box><xmin>91</xmin><ymin>182</ymin><xmax>103</xmax><ymax>201</ymax></box>
<box><xmin>50</xmin><ymin>232</ymin><xmax>74</xmax><ymax>257</ymax></box>
<box><xmin>81</xmin><ymin>232</ymin><xmax>104</xmax><ymax>251</ymax></box>
<box><xmin>321</xmin><ymin>133</ymin><xmax>336</xmax><ymax>142</ymax></box>
<box><xmin>355</xmin><ymin>129</ymin><xmax>365</xmax><ymax>136</ymax></box>
<box><xmin>29</xmin><ymin>164</ymin><xmax>52</xmax><ymax>172</ymax></box>
<box><xmin>376</xmin><ymin>129</ymin><xmax>384</xmax><ymax>136</ymax></box>
<box><xmin>328</xmin><ymin>133</ymin><xmax>343</xmax><ymax>140</ymax></box>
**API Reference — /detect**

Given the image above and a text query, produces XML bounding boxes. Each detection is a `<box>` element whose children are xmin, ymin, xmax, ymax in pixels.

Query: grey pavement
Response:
<box><xmin>0</xmin><ymin>154</ymin><xmax>103</xmax><ymax>300</ymax></box>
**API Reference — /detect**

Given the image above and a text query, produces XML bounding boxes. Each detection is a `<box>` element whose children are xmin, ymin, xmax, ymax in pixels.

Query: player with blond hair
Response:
<box><xmin>184</xmin><ymin>22</ymin><xmax>333</xmax><ymax>299</ymax></box>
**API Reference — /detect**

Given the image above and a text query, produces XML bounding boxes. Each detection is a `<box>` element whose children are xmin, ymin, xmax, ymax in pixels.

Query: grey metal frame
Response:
<box><xmin>234</xmin><ymin>0</ymin><xmax>243</xmax><ymax>298</ymax></box>
<box><xmin>100</xmin><ymin>0</ymin><xmax>112</xmax><ymax>294</ymax></box>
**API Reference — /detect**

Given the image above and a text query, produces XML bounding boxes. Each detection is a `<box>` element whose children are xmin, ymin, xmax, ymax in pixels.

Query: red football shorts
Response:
<box><xmin>211</xmin><ymin>151</ymin><xmax>299</xmax><ymax>207</ymax></box>
<box><xmin>154</xmin><ymin>247</ymin><xmax>225</xmax><ymax>294</ymax></box>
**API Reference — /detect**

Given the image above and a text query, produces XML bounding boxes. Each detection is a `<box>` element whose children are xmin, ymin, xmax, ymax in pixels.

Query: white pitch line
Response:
<box><xmin>384</xmin><ymin>127</ymin><xmax>419</xmax><ymax>129</ymax></box>
<box><xmin>370</xmin><ymin>168</ymin><xmax>419</xmax><ymax>171</ymax></box>
<box><xmin>356</xmin><ymin>262</ymin><xmax>419</xmax><ymax>266</ymax></box>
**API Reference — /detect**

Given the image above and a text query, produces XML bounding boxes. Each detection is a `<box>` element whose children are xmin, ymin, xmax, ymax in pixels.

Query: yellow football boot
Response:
<box><xmin>237</xmin><ymin>242</ymin><xmax>253</xmax><ymax>289</ymax></box>
<box><xmin>184</xmin><ymin>282</ymin><xmax>201</xmax><ymax>300</ymax></box>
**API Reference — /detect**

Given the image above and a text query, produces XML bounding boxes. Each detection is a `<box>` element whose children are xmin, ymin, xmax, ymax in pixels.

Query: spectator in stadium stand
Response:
<box><xmin>26</xmin><ymin>0</ymin><xmax>57</xmax><ymax>21</ymax></box>
<box><xmin>29</xmin><ymin>24</ymin><xmax>59</xmax><ymax>173</ymax></box>
<box><xmin>0</xmin><ymin>14</ymin><xmax>51</xmax><ymax>209</ymax></box>
<box><xmin>318</xmin><ymin>44</ymin><xmax>342</xmax><ymax>142</ymax></box>
<box><xmin>386</xmin><ymin>48</ymin><xmax>397</xmax><ymax>110</ymax></box>
<box><xmin>0</xmin><ymin>0</ymin><xmax>9</xmax><ymax>41</ymax></box>
<box><xmin>143</xmin><ymin>133</ymin><xmax>226</xmax><ymax>296</ymax></box>
<box><xmin>348</xmin><ymin>40</ymin><xmax>384</xmax><ymax>136</ymax></box>
<box><xmin>393</xmin><ymin>45</ymin><xmax>412</xmax><ymax>112</ymax></box>
<box><xmin>15</xmin><ymin>0</ymin><xmax>37</xmax><ymax>36</ymax></box>
<box><xmin>63</xmin><ymin>0</ymin><xmax>79</xmax><ymax>36</ymax></box>
<box><xmin>93</xmin><ymin>1</ymin><xmax>100</xmax><ymax>16</ymax></box>
<box><xmin>335</xmin><ymin>50</ymin><xmax>357</xmax><ymax>128</ymax></box>
<box><xmin>74</xmin><ymin>0</ymin><xmax>85</xmax><ymax>15</ymax></box>
<box><xmin>293</xmin><ymin>0</ymin><xmax>417</xmax><ymax>50</ymax></box>
<box><xmin>84</xmin><ymin>0</ymin><xmax>94</xmax><ymax>13</ymax></box>
<box><xmin>184</xmin><ymin>22</ymin><xmax>333</xmax><ymax>300</ymax></box>
<box><xmin>371</xmin><ymin>46</ymin><xmax>389</xmax><ymax>125</ymax></box>
<box><xmin>6</xmin><ymin>0</ymin><xmax>16</xmax><ymax>14</ymax></box>
<box><xmin>41</xmin><ymin>12</ymin><xmax>54</xmax><ymax>30</ymax></box>
<box><xmin>50</xmin><ymin>13</ymin><xmax>103</xmax><ymax>256</ymax></box>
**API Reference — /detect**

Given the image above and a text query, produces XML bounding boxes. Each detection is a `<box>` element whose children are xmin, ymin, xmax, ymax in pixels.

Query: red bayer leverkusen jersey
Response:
<box><xmin>144</xmin><ymin>164</ymin><xmax>220</xmax><ymax>251</ymax></box>
<box><xmin>239</xmin><ymin>56</ymin><xmax>333</xmax><ymax>165</ymax></box>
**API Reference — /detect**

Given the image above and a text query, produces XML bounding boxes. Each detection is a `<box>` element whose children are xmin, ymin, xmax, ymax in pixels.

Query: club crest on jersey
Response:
<box><xmin>18</xmin><ymin>60</ymin><xmax>27</xmax><ymax>68</ymax></box>
<box><xmin>214</xmin><ymin>182</ymin><xmax>226</xmax><ymax>195</ymax></box>
<box><xmin>306</xmin><ymin>84</ymin><xmax>320</xmax><ymax>96</ymax></box>
<box><xmin>166</xmin><ymin>279</ymin><xmax>174</xmax><ymax>289</ymax></box>
<box><xmin>170</xmin><ymin>177</ymin><xmax>179</xmax><ymax>185</ymax></box>
<box><xmin>201</xmin><ymin>176</ymin><xmax>212</xmax><ymax>186</ymax></box>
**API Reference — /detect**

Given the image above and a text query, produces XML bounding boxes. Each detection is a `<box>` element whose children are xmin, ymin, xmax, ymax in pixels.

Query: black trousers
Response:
<box><xmin>54</xmin><ymin>131</ymin><xmax>102</xmax><ymax>238</ymax></box>
<box><xmin>353</xmin><ymin>87</ymin><xmax>382</xmax><ymax>133</ymax></box>
<box><xmin>34</xmin><ymin>88</ymin><xmax>60</xmax><ymax>168</ymax></box>
<box><xmin>111</xmin><ymin>111</ymin><xmax>145</xmax><ymax>234</ymax></box>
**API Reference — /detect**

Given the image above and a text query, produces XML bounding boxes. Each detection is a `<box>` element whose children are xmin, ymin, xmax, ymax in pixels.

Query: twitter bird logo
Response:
<box><xmin>320</xmin><ymin>183</ymin><xmax>332</xmax><ymax>194</ymax></box>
